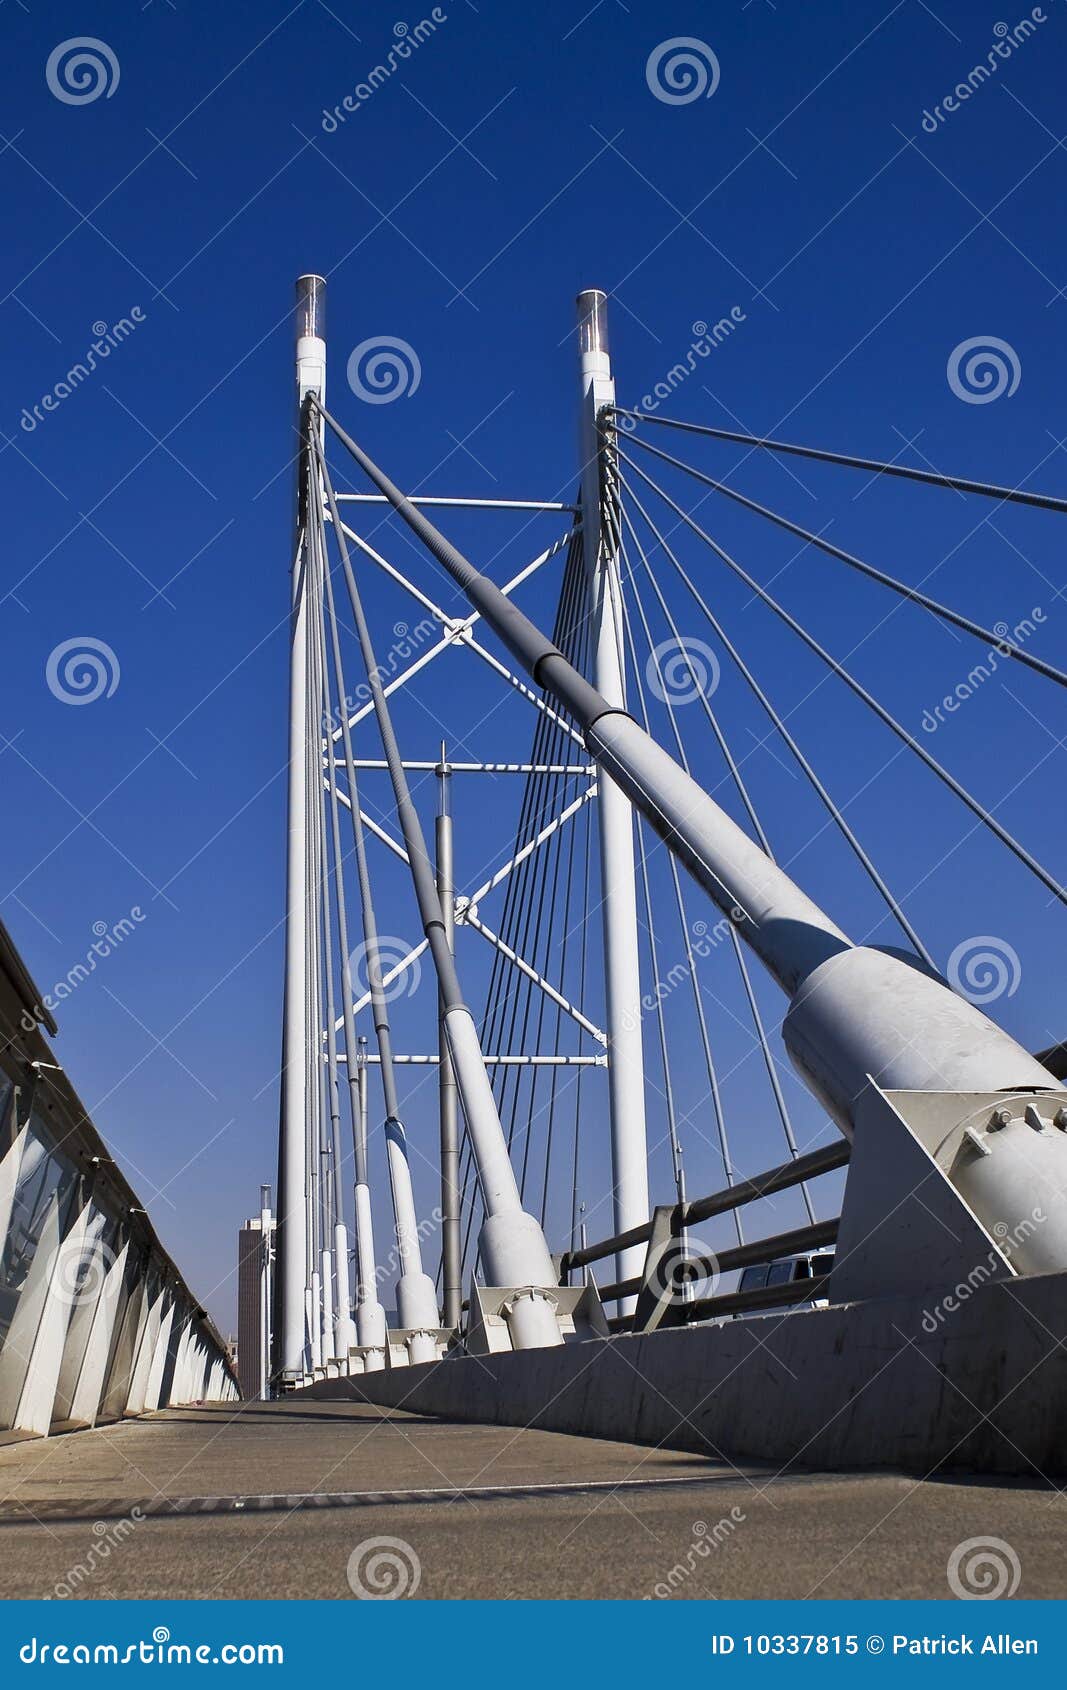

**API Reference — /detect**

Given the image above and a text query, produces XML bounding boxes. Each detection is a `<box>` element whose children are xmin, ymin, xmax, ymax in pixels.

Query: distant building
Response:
<box><xmin>237</xmin><ymin>1188</ymin><xmax>274</xmax><ymax>1400</ymax></box>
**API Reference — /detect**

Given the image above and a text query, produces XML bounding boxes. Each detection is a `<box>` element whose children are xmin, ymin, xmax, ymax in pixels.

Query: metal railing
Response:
<box><xmin>560</xmin><ymin>1139</ymin><xmax>850</xmax><ymax>1333</ymax></box>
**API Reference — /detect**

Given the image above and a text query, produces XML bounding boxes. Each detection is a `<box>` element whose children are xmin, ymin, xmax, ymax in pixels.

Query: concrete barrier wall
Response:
<box><xmin>299</xmin><ymin>1270</ymin><xmax>1067</xmax><ymax>1476</ymax></box>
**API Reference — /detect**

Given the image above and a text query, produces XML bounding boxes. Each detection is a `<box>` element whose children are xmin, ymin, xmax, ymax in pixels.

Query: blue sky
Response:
<box><xmin>2</xmin><ymin>0</ymin><xmax>1066</xmax><ymax>1330</ymax></box>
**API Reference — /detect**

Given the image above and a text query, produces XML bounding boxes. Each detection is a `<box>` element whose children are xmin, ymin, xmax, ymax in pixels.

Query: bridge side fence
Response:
<box><xmin>0</xmin><ymin>917</ymin><xmax>238</xmax><ymax>1439</ymax></box>
<box><xmin>560</xmin><ymin>1139</ymin><xmax>850</xmax><ymax>1330</ymax></box>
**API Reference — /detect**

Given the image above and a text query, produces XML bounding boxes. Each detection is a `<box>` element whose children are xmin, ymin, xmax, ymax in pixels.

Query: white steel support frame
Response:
<box><xmin>315</xmin><ymin>359</ymin><xmax>1067</xmax><ymax>1303</ymax></box>
<box><xmin>276</xmin><ymin>274</ymin><xmax>326</xmax><ymax>1383</ymax></box>
<box><xmin>576</xmin><ymin>289</ymin><xmax>649</xmax><ymax>1300</ymax></box>
<box><xmin>315</xmin><ymin>436</ymin><xmax>569</xmax><ymax>1352</ymax></box>
<box><xmin>331</xmin><ymin>780</ymin><xmax>600</xmax><ymax>1027</ymax></box>
<box><xmin>275</xmin><ymin>275</ymin><xmax>627</xmax><ymax>1365</ymax></box>
<box><xmin>436</xmin><ymin>747</ymin><xmax>463</xmax><ymax>1331</ymax></box>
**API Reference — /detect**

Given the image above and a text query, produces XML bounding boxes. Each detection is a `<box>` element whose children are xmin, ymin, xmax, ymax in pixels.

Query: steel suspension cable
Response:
<box><xmin>615</xmin><ymin>445</ymin><xmax>1067</xmax><ymax>912</ymax></box>
<box><xmin>618</xmin><ymin>600</ymin><xmax>685</xmax><ymax>1199</ymax></box>
<box><xmin>315</xmin><ymin>435</ymin><xmax>556</xmax><ymax>1316</ymax></box>
<box><xmin>313</xmin><ymin>469</ymin><xmax>440</xmax><ymax>1297</ymax></box>
<box><xmin>536</xmin><ymin>549</ymin><xmax>596</xmax><ymax>1231</ymax></box>
<box><xmin>314</xmin><ymin>469</ymin><xmax>398</xmax><ymax>1309</ymax></box>
<box><xmin>568</xmin><ymin>788</ymin><xmax>593</xmax><ymax>1257</ymax></box>
<box><xmin>618</xmin><ymin>429</ymin><xmax>1067</xmax><ymax>693</ymax></box>
<box><xmin>615</xmin><ymin>540</ymin><xmax>741</xmax><ymax>1238</ymax></box>
<box><xmin>608</xmin><ymin>407</ymin><xmax>1067</xmax><ymax>516</ymax></box>
<box><xmin>458</xmin><ymin>529</ymin><xmax>589</xmax><ymax>1272</ymax></box>
<box><xmin>617</xmin><ymin>516</ymin><xmax>815</xmax><ymax>1224</ymax></box>
<box><xmin>512</xmin><ymin>542</ymin><xmax>591</xmax><ymax>1199</ymax></box>
<box><xmin>306</xmin><ymin>501</ymin><xmax>328</xmax><ymax>1268</ymax></box>
<box><xmin>318</xmin><ymin>583</ymin><xmax>380</xmax><ymax>1310</ymax></box>
<box><xmin>614</xmin><ymin>463</ymin><xmax>937</xmax><ymax>968</ymax></box>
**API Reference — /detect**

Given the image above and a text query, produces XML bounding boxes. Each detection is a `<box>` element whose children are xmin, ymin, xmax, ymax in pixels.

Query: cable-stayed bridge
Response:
<box><xmin>269</xmin><ymin>276</ymin><xmax>1067</xmax><ymax>1475</ymax></box>
<box><xmin>1</xmin><ymin>275</ymin><xmax>1065</xmax><ymax>1597</ymax></box>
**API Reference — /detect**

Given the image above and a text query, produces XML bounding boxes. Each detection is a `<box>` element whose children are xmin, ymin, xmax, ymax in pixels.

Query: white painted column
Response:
<box><xmin>7</xmin><ymin>1196</ymin><xmax>90</xmax><ymax>1436</ymax></box>
<box><xmin>143</xmin><ymin>1296</ymin><xmax>176</xmax><ymax>1412</ymax></box>
<box><xmin>576</xmin><ymin>288</ymin><xmax>649</xmax><ymax>1305</ymax></box>
<box><xmin>277</xmin><ymin>274</ymin><xmax>327</xmax><ymax>1382</ymax></box>
<box><xmin>69</xmin><ymin>1240</ymin><xmax>130</xmax><ymax>1424</ymax></box>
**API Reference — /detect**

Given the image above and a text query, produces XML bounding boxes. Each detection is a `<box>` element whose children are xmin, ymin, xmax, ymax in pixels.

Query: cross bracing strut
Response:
<box><xmin>314</xmin><ymin>430</ymin><xmax>567</xmax><ymax>1351</ymax></box>
<box><xmin>275</xmin><ymin>276</ymin><xmax>1067</xmax><ymax>1387</ymax></box>
<box><xmin>310</xmin><ymin>389</ymin><xmax>1060</xmax><ymax>1139</ymax></box>
<box><xmin>329</xmin><ymin>779</ymin><xmax>597</xmax><ymax>1028</ymax></box>
<box><xmin>314</xmin><ymin>466</ymin><xmax>436</xmax><ymax>1365</ymax></box>
<box><xmin>336</xmin><ymin>495</ymin><xmax>579</xmax><ymax>512</ymax></box>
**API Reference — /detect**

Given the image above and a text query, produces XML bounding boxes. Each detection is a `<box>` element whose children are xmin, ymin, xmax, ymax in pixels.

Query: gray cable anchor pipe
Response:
<box><xmin>311</xmin><ymin>471</ymin><xmax>439</xmax><ymax>1360</ymax></box>
<box><xmin>312</xmin><ymin>398</ymin><xmax>1058</xmax><ymax>1140</ymax></box>
<box><xmin>312</xmin><ymin>397</ymin><xmax>847</xmax><ymax>989</ymax></box>
<box><xmin>314</xmin><ymin>434</ymin><xmax>564</xmax><ymax>1350</ymax></box>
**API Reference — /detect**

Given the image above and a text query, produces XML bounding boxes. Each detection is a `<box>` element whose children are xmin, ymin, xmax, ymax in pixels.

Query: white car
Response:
<box><xmin>736</xmin><ymin>1249</ymin><xmax>835</xmax><ymax>1310</ymax></box>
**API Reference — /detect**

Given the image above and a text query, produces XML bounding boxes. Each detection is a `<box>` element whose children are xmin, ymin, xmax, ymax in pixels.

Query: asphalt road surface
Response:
<box><xmin>0</xmin><ymin>1400</ymin><xmax>1060</xmax><ymax>1600</ymax></box>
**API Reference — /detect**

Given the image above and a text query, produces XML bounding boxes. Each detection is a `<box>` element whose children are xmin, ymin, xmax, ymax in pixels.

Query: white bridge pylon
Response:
<box><xmin>274</xmin><ymin>275</ymin><xmax>1067</xmax><ymax>1390</ymax></box>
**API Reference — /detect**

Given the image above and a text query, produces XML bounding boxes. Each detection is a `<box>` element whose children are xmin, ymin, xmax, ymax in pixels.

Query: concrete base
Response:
<box><xmin>297</xmin><ymin>1268</ymin><xmax>1067</xmax><ymax>1476</ymax></box>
